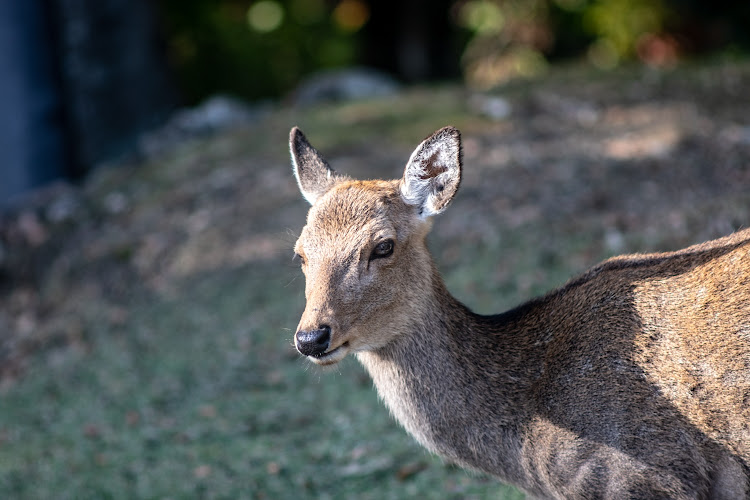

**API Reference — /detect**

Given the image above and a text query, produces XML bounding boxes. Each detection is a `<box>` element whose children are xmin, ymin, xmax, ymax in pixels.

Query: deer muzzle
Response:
<box><xmin>295</xmin><ymin>325</ymin><xmax>331</xmax><ymax>357</ymax></box>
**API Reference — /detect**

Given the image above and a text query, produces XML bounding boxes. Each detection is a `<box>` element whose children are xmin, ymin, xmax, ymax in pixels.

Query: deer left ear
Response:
<box><xmin>290</xmin><ymin>127</ymin><xmax>343</xmax><ymax>205</ymax></box>
<box><xmin>400</xmin><ymin>126</ymin><xmax>462</xmax><ymax>218</ymax></box>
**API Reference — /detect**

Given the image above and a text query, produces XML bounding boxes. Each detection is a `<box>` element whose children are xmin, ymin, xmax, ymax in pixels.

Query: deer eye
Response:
<box><xmin>370</xmin><ymin>239</ymin><xmax>394</xmax><ymax>261</ymax></box>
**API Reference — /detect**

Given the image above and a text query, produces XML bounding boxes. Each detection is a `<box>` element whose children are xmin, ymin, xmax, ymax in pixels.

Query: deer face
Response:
<box><xmin>294</xmin><ymin>181</ymin><xmax>425</xmax><ymax>365</ymax></box>
<box><xmin>290</xmin><ymin>127</ymin><xmax>462</xmax><ymax>365</ymax></box>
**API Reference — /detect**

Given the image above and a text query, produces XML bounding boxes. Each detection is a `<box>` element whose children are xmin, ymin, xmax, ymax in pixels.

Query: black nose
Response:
<box><xmin>295</xmin><ymin>325</ymin><xmax>331</xmax><ymax>357</ymax></box>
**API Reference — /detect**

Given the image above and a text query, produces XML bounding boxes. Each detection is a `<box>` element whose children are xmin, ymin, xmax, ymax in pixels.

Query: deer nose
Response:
<box><xmin>295</xmin><ymin>325</ymin><xmax>331</xmax><ymax>357</ymax></box>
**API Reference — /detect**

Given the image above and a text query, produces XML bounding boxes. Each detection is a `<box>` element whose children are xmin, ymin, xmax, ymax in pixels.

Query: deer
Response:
<box><xmin>288</xmin><ymin>125</ymin><xmax>750</xmax><ymax>499</ymax></box>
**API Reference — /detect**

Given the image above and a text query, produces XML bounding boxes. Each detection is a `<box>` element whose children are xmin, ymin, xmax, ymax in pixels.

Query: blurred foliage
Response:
<box><xmin>158</xmin><ymin>0</ymin><xmax>749</xmax><ymax>102</ymax></box>
<box><xmin>455</xmin><ymin>0</ymin><xmax>750</xmax><ymax>88</ymax></box>
<box><xmin>456</xmin><ymin>0</ymin><xmax>553</xmax><ymax>88</ymax></box>
<box><xmin>157</xmin><ymin>0</ymin><xmax>368</xmax><ymax>104</ymax></box>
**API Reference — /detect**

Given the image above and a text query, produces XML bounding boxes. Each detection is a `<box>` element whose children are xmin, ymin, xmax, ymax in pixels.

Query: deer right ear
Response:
<box><xmin>400</xmin><ymin>126</ymin><xmax>462</xmax><ymax>218</ymax></box>
<box><xmin>290</xmin><ymin>127</ymin><xmax>340</xmax><ymax>205</ymax></box>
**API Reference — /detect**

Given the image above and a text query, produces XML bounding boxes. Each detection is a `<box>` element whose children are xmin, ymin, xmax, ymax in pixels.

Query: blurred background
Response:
<box><xmin>1</xmin><ymin>1</ymin><xmax>750</xmax><ymax>499</ymax></box>
<box><xmin>3</xmin><ymin>0</ymin><xmax>749</xmax><ymax>202</ymax></box>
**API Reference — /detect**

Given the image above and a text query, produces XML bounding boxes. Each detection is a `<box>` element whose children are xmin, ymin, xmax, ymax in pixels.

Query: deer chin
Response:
<box><xmin>309</xmin><ymin>342</ymin><xmax>350</xmax><ymax>366</ymax></box>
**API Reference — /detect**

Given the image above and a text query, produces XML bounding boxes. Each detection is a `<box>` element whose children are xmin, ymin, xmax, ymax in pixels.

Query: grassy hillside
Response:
<box><xmin>1</xmin><ymin>60</ymin><xmax>749</xmax><ymax>499</ymax></box>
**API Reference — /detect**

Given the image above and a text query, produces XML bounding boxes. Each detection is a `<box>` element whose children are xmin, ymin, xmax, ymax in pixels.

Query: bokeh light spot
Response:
<box><xmin>247</xmin><ymin>1</ymin><xmax>285</xmax><ymax>33</ymax></box>
<box><xmin>459</xmin><ymin>0</ymin><xmax>505</xmax><ymax>35</ymax></box>
<box><xmin>332</xmin><ymin>0</ymin><xmax>370</xmax><ymax>33</ymax></box>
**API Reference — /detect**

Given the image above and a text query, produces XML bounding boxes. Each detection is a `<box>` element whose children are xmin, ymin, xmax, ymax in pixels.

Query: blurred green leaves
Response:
<box><xmin>582</xmin><ymin>0</ymin><xmax>667</xmax><ymax>69</ymax></box>
<box><xmin>456</xmin><ymin>0</ymin><xmax>552</xmax><ymax>88</ymax></box>
<box><xmin>455</xmin><ymin>0</ymin><xmax>744</xmax><ymax>88</ymax></box>
<box><xmin>159</xmin><ymin>0</ymin><xmax>746</xmax><ymax>102</ymax></box>
<box><xmin>457</xmin><ymin>1</ymin><xmax>505</xmax><ymax>35</ymax></box>
<box><xmin>159</xmin><ymin>0</ymin><xmax>367</xmax><ymax>104</ymax></box>
<box><xmin>247</xmin><ymin>1</ymin><xmax>285</xmax><ymax>33</ymax></box>
<box><xmin>454</xmin><ymin>0</ymin><xmax>676</xmax><ymax>88</ymax></box>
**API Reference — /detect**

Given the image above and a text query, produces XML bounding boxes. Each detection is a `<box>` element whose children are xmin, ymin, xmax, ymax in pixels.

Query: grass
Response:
<box><xmin>2</xmin><ymin>59</ymin><xmax>750</xmax><ymax>499</ymax></box>
<box><xmin>0</xmin><ymin>259</ymin><xmax>525</xmax><ymax>498</ymax></box>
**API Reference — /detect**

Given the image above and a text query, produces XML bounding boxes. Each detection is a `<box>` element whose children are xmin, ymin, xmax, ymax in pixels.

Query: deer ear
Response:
<box><xmin>400</xmin><ymin>126</ymin><xmax>462</xmax><ymax>218</ymax></box>
<box><xmin>290</xmin><ymin>127</ymin><xmax>340</xmax><ymax>205</ymax></box>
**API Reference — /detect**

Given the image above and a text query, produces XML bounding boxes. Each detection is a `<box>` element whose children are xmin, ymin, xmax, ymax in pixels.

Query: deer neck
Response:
<box><xmin>355</xmin><ymin>266</ymin><xmax>541</xmax><ymax>483</ymax></box>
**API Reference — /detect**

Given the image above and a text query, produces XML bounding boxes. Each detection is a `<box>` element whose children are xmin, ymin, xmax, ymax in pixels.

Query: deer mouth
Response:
<box><xmin>310</xmin><ymin>342</ymin><xmax>350</xmax><ymax>365</ymax></box>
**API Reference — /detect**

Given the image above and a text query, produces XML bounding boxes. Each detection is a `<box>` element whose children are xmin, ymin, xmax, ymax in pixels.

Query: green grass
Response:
<box><xmin>0</xmin><ymin>260</ymin><xmax>526</xmax><ymax>498</ymax></box>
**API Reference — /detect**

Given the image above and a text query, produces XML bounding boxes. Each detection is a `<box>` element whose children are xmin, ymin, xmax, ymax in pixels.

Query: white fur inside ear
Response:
<box><xmin>400</xmin><ymin>173</ymin><xmax>450</xmax><ymax>218</ymax></box>
<box><xmin>400</xmin><ymin>177</ymin><xmax>428</xmax><ymax>213</ymax></box>
<box><xmin>400</xmin><ymin>127</ymin><xmax>461</xmax><ymax>218</ymax></box>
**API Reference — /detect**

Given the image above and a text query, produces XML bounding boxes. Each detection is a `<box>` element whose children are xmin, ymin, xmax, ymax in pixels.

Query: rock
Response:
<box><xmin>290</xmin><ymin>67</ymin><xmax>400</xmax><ymax>105</ymax></box>
<box><xmin>138</xmin><ymin>95</ymin><xmax>271</xmax><ymax>158</ymax></box>
<box><xmin>169</xmin><ymin>95</ymin><xmax>266</xmax><ymax>134</ymax></box>
<box><xmin>468</xmin><ymin>93</ymin><xmax>512</xmax><ymax>121</ymax></box>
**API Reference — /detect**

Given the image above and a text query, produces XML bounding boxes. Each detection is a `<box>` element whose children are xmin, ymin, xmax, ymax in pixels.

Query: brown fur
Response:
<box><xmin>289</xmin><ymin>126</ymin><xmax>750</xmax><ymax>499</ymax></box>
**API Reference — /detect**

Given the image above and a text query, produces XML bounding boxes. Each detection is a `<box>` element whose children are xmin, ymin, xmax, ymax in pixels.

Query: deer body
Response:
<box><xmin>289</xmin><ymin>126</ymin><xmax>750</xmax><ymax>499</ymax></box>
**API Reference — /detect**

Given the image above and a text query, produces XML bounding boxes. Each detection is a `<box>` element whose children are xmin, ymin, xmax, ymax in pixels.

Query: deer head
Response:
<box><xmin>290</xmin><ymin>126</ymin><xmax>462</xmax><ymax>365</ymax></box>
